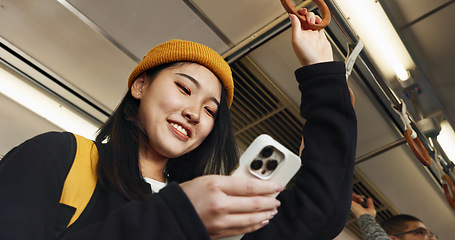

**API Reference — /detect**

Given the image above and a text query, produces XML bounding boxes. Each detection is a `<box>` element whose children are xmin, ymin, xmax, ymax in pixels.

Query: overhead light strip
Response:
<box><xmin>333</xmin><ymin>0</ymin><xmax>415</xmax><ymax>81</ymax></box>
<box><xmin>0</xmin><ymin>38</ymin><xmax>111</xmax><ymax>123</ymax></box>
<box><xmin>438</xmin><ymin>121</ymin><xmax>455</xmax><ymax>163</ymax></box>
<box><xmin>0</xmin><ymin>64</ymin><xmax>99</xmax><ymax>140</ymax></box>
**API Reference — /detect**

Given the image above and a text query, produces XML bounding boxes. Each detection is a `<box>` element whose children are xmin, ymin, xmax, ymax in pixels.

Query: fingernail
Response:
<box><xmin>261</xmin><ymin>220</ymin><xmax>270</xmax><ymax>226</ymax></box>
<box><xmin>276</xmin><ymin>200</ymin><xmax>281</xmax><ymax>207</ymax></box>
<box><xmin>290</xmin><ymin>13</ymin><xmax>296</xmax><ymax>20</ymax></box>
<box><xmin>271</xmin><ymin>209</ymin><xmax>278</xmax><ymax>217</ymax></box>
<box><xmin>275</xmin><ymin>184</ymin><xmax>284</xmax><ymax>192</ymax></box>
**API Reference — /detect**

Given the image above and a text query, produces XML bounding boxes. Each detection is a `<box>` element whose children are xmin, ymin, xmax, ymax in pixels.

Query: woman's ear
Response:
<box><xmin>131</xmin><ymin>72</ymin><xmax>147</xmax><ymax>99</ymax></box>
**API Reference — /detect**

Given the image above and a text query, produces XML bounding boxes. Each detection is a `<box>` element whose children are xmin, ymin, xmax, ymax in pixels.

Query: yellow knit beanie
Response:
<box><xmin>128</xmin><ymin>39</ymin><xmax>234</xmax><ymax>107</ymax></box>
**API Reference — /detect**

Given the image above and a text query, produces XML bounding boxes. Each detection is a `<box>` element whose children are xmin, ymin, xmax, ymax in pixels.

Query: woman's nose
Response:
<box><xmin>182</xmin><ymin>107</ymin><xmax>200</xmax><ymax>123</ymax></box>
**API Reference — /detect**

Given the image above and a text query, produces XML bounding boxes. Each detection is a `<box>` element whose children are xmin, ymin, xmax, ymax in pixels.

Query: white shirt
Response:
<box><xmin>143</xmin><ymin>177</ymin><xmax>167</xmax><ymax>193</ymax></box>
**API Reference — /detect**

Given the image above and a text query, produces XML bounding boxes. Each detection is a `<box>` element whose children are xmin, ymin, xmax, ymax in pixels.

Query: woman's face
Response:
<box><xmin>133</xmin><ymin>63</ymin><xmax>222</xmax><ymax>159</ymax></box>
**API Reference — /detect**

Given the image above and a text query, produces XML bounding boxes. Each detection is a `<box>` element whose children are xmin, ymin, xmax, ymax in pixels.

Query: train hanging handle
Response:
<box><xmin>442</xmin><ymin>174</ymin><xmax>455</xmax><ymax>210</ymax></box>
<box><xmin>403</xmin><ymin>129</ymin><xmax>431</xmax><ymax>166</ymax></box>
<box><xmin>280</xmin><ymin>0</ymin><xmax>331</xmax><ymax>30</ymax></box>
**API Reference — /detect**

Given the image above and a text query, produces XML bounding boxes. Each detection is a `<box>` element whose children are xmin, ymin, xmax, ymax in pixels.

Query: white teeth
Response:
<box><xmin>171</xmin><ymin>123</ymin><xmax>188</xmax><ymax>136</ymax></box>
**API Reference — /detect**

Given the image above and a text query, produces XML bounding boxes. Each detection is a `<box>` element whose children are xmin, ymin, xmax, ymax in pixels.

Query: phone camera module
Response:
<box><xmin>250</xmin><ymin>159</ymin><xmax>263</xmax><ymax>170</ymax></box>
<box><xmin>266</xmin><ymin>159</ymin><xmax>278</xmax><ymax>171</ymax></box>
<box><xmin>261</xmin><ymin>146</ymin><xmax>274</xmax><ymax>158</ymax></box>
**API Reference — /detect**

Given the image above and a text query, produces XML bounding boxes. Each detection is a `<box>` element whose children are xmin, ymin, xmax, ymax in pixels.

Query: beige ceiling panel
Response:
<box><xmin>383</xmin><ymin>0</ymin><xmax>448</xmax><ymax>25</ymax></box>
<box><xmin>192</xmin><ymin>0</ymin><xmax>292</xmax><ymax>44</ymax></box>
<box><xmin>357</xmin><ymin>146</ymin><xmax>455</xmax><ymax>240</ymax></box>
<box><xmin>0</xmin><ymin>0</ymin><xmax>136</xmax><ymax>111</ymax></box>
<box><xmin>66</xmin><ymin>0</ymin><xmax>230</xmax><ymax>57</ymax></box>
<box><xmin>247</xmin><ymin>30</ymin><xmax>301</xmax><ymax>106</ymax></box>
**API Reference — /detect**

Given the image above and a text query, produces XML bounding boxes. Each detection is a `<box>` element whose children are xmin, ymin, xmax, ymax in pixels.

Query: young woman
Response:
<box><xmin>0</xmin><ymin>10</ymin><xmax>356</xmax><ymax>240</ymax></box>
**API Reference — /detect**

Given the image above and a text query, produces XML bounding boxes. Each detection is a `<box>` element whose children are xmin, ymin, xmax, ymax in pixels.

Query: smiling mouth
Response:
<box><xmin>170</xmin><ymin>122</ymin><xmax>188</xmax><ymax>137</ymax></box>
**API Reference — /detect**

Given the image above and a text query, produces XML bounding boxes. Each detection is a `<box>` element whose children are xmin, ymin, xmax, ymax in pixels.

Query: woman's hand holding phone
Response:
<box><xmin>180</xmin><ymin>175</ymin><xmax>283</xmax><ymax>239</ymax></box>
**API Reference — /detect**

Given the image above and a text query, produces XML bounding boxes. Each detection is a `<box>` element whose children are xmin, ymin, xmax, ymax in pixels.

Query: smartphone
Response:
<box><xmin>220</xmin><ymin>134</ymin><xmax>301</xmax><ymax>240</ymax></box>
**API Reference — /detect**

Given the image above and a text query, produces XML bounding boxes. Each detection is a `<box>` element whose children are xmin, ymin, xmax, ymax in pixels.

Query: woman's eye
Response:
<box><xmin>176</xmin><ymin>83</ymin><xmax>191</xmax><ymax>95</ymax></box>
<box><xmin>205</xmin><ymin>107</ymin><xmax>216</xmax><ymax>117</ymax></box>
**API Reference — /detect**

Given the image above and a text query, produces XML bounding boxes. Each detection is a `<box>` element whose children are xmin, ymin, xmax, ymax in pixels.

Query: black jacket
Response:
<box><xmin>0</xmin><ymin>61</ymin><xmax>356</xmax><ymax>240</ymax></box>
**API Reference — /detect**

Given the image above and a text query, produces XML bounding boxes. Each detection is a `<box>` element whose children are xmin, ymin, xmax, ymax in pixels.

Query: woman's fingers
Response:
<box><xmin>205</xmin><ymin>208</ymin><xmax>278</xmax><ymax>239</ymax></box>
<box><xmin>216</xmin><ymin>175</ymin><xmax>283</xmax><ymax>196</ymax></box>
<box><xmin>220</xmin><ymin>195</ymin><xmax>281</xmax><ymax>214</ymax></box>
<box><xmin>297</xmin><ymin>8</ymin><xmax>308</xmax><ymax>15</ymax></box>
<box><xmin>306</xmin><ymin>12</ymin><xmax>316</xmax><ymax>25</ymax></box>
<box><xmin>207</xmin><ymin>210</ymin><xmax>278</xmax><ymax>238</ymax></box>
<box><xmin>180</xmin><ymin>175</ymin><xmax>283</xmax><ymax>239</ymax></box>
<box><xmin>289</xmin><ymin>13</ymin><xmax>302</xmax><ymax>39</ymax></box>
<box><xmin>295</xmin><ymin>8</ymin><xmax>322</xmax><ymax>28</ymax></box>
<box><xmin>194</xmin><ymin>176</ymin><xmax>281</xmax><ymax>213</ymax></box>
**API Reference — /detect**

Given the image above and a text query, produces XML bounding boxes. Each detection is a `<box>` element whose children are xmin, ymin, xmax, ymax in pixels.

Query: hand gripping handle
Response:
<box><xmin>281</xmin><ymin>0</ymin><xmax>354</xmax><ymax>106</ymax></box>
<box><xmin>280</xmin><ymin>0</ymin><xmax>331</xmax><ymax>30</ymax></box>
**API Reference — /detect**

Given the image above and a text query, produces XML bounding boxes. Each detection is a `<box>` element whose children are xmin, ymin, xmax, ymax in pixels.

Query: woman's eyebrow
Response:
<box><xmin>176</xmin><ymin>72</ymin><xmax>220</xmax><ymax>107</ymax></box>
<box><xmin>176</xmin><ymin>73</ymin><xmax>200</xmax><ymax>88</ymax></box>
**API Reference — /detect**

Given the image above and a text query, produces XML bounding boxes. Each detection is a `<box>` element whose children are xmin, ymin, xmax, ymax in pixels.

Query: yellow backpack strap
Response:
<box><xmin>59</xmin><ymin>133</ymin><xmax>99</xmax><ymax>227</ymax></box>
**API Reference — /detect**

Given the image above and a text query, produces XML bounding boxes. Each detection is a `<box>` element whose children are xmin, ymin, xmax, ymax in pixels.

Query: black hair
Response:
<box><xmin>95</xmin><ymin>62</ymin><xmax>239</xmax><ymax>200</ymax></box>
<box><xmin>380</xmin><ymin>214</ymin><xmax>423</xmax><ymax>236</ymax></box>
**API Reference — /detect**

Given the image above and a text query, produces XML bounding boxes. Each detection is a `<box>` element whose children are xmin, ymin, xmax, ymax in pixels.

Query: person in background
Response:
<box><xmin>352</xmin><ymin>193</ymin><xmax>438</xmax><ymax>240</ymax></box>
<box><xmin>0</xmin><ymin>8</ymin><xmax>356</xmax><ymax>240</ymax></box>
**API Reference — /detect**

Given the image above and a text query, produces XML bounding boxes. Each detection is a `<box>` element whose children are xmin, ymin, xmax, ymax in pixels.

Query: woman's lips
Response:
<box><xmin>168</xmin><ymin>121</ymin><xmax>191</xmax><ymax>140</ymax></box>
